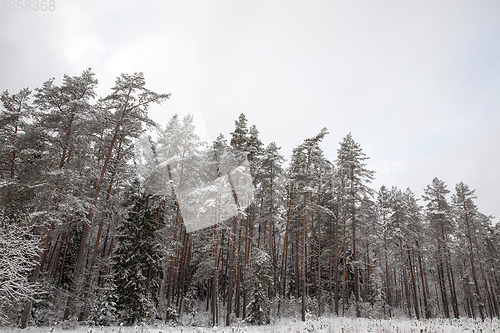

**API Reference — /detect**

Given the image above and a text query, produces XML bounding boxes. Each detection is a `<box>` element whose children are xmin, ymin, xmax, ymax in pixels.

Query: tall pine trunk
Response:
<box><xmin>416</xmin><ymin>241</ymin><xmax>431</xmax><ymax>319</ymax></box>
<box><xmin>408</xmin><ymin>247</ymin><xmax>420</xmax><ymax>319</ymax></box>
<box><xmin>350</xmin><ymin>168</ymin><xmax>360</xmax><ymax>318</ymax></box>
<box><xmin>225</xmin><ymin>217</ymin><xmax>237</xmax><ymax>326</ymax></box>
<box><xmin>278</xmin><ymin>184</ymin><xmax>293</xmax><ymax>317</ymax></box>
<box><xmin>316</xmin><ymin>195</ymin><xmax>322</xmax><ymax>317</ymax></box>
<box><xmin>465</xmin><ymin>208</ymin><xmax>485</xmax><ymax>320</ymax></box>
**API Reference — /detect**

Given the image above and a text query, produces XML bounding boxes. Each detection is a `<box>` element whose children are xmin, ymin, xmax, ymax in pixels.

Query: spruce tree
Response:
<box><xmin>245</xmin><ymin>248</ymin><xmax>271</xmax><ymax>325</ymax></box>
<box><xmin>113</xmin><ymin>187</ymin><xmax>162</xmax><ymax>324</ymax></box>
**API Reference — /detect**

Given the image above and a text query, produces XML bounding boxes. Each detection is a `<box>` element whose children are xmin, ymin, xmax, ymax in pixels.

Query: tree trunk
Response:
<box><xmin>212</xmin><ymin>224</ymin><xmax>220</xmax><ymax>326</ymax></box>
<box><xmin>20</xmin><ymin>223</ymin><xmax>55</xmax><ymax>327</ymax></box>
<box><xmin>63</xmin><ymin>219</ymin><xmax>91</xmax><ymax>320</ymax></box>
<box><xmin>334</xmin><ymin>203</ymin><xmax>340</xmax><ymax>316</ymax></box>
<box><xmin>225</xmin><ymin>217</ymin><xmax>237</xmax><ymax>326</ymax></box>
<box><xmin>178</xmin><ymin>234</ymin><xmax>191</xmax><ymax>319</ymax></box>
<box><xmin>365</xmin><ymin>236</ymin><xmax>370</xmax><ymax>305</ymax></box>
<box><xmin>342</xmin><ymin>218</ymin><xmax>347</xmax><ymax>316</ymax></box>
<box><xmin>416</xmin><ymin>242</ymin><xmax>430</xmax><ymax>319</ymax></box>
<box><xmin>437</xmin><ymin>242</ymin><xmax>450</xmax><ymax>318</ymax></box>
<box><xmin>242</xmin><ymin>204</ymin><xmax>251</xmax><ymax>320</ymax></box>
<box><xmin>464</xmin><ymin>208</ymin><xmax>485</xmax><ymax>320</ymax></box>
<box><xmin>278</xmin><ymin>184</ymin><xmax>293</xmax><ymax>317</ymax></box>
<box><xmin>90</xmin><ymin>135</ymin><xmax>124</xmax><ymax>268</ymax></box>
<box><xmin>399</xmin><ymin>238</ymin><xmax>412</xmax><ymax>318</ymax></box>
<box><xmin>301</xmin><ymin>189</ymin><xmax>308</xmax><ymax>322</ymax></box>
<box><xmin>350</xmin><ymin>168</ymin><xmax>360</xmax><ymax>318</ymax></box>
<box><xmin>235</xmin><ymin>227</ymin><xmax>242</xmax><ymax>318</ymax></box>
<box><xmin>317</xmin><ymin>195</ymin><xmax>322</xmax><ymax>317</ymax></box>
<box><xmin>328</xmin><ymin>226</ymin><xmax>333</xmax><ymax>311</ymax></box>
<box><xmin>408</xmin><ymin>247</ymin><xmax>420</xmax><ymax>319</ymax></box>
<box><xmin>440</xmin><ymin>223</ymin><xmax>459</xmax><ymax>319</ymax></box>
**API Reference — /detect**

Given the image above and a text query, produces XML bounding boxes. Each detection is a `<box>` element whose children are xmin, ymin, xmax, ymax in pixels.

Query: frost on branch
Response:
<box><xmin>0</xmin><ymin>213</ymin><xmax>40</xmax><ymax>325</ymax></box>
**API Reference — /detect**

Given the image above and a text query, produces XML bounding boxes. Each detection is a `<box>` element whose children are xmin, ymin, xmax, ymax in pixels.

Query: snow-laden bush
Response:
<box><xmin>0</xmin><ymin>214</ymin><xmax>40</xmax><ymax>325</ymax></box>
<box><xmin>30</xmin><ymin>278</ymin><xmax>63</xmax><ymax>326</ymax></box>
<box><xmin>85</xmin><ymin>280</ymin><xmax>118</xmax><ymax>326</ymax></box>
<box><xmin>244</xmin><ymin>248</ymin><xmax>271</xmax><ymax>325</ymax></box>
<box><xmin>164</xmin><ymin>305</ymin><xmax>179</xmax><ymax>324</ymax></box>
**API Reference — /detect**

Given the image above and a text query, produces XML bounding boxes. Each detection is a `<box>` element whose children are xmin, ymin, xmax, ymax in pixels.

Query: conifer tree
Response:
<box><xmin>376</xmin><ymin>185</ymin><xmax>393</xmax><ymax>317</ymax></box>
<box><xmin>245</xmin><ymin>248</ymin><xmax>271</xmax><ymax>325</ymax></box>
<box><xmin>260</xmin><ymin>142</ymin><xmax>284</xmax><ymax>300</ymax></box>
<box><xmin>230</xmin><ymin>113</ymin><xmax>249</xmax><ymax>152</ymax></box>
<box><xmin>63</xmin><ymin>72</ymin><xmax>170</xmax><ymax>321</ymax></box>
<box><xmin>113</xmin><ymin>187</ymin><xmax>162</xmax><ymax>324</ymax></box>
<box><xmin>5</xmin><ymin>70</ymin><xmax>500</xmax><ymax>325</ymax></box>
<box><xmin>16</xmin><ymin>70</ymin><xmax>100</xmax><ymax>328</ymax></box>
<box><xmin>335</xmin><ymin>133</ymin><xmax>374</xmax><ymax>317</ymax></box>
<box><xmin>423</xmin><ymin>178</ymin><xmax>459</xmax><ymax>318</ymax></box>
<box><xmin>0</xmin><ymin>213</ymin><xmax>40</xmax><ymax>325</ymax></box>
<box><xmin>452</xmin><ymin>182</ymin><xmax>485</xmax><ymax>320</ymax></box>
<box><xmin>227</xmin><ymin>114</ymin><xmax>263</xmax><ymax>324</ymax></box>
<box><xmin>287</xmin><ymin>128</ymin><xmax>328</xmax><ymax>321</ymax></box>
<box><xmin>0</xmin><ymin>88</ymin><xmax>33</xmax><ymax>213</ymax></box>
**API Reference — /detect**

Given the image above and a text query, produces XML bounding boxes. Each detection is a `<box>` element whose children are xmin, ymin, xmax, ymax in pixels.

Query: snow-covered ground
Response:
<box><xmin>1</xmin><ymin>317</ymin><xmax>500</xmax><ymax>333</ymax></box>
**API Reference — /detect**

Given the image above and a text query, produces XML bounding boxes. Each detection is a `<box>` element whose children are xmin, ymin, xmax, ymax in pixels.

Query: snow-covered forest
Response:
<box><xmin>1</xmin><ymin>70</ymin><xmax>499</xmax><ymax>329</ymax></box>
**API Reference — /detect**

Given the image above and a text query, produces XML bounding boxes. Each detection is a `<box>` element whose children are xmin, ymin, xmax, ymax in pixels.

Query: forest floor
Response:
<box><xmin>1</xmin><ymin>316</ymin><xmax>499</xmax><ymax>333</ymax></box>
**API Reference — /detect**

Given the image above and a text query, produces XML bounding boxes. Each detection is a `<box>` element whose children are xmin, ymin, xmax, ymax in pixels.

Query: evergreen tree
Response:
<box><xmin>422</xmin><ymin>178</ymin><xmax>459</xmax><ymax>318</ymax></box>
<box><xmin>335</xmin><ymin>133</ymin><xmax>374</xmax><ymax>317</ymax></box>
<box><xmin>376</xmin><ymin>185</ymin><xmax>393</xmax><ymax>317</ymax></box>
<box><xmin>247</xmin><ymin>125</ymin><xmax>264</xmax><ymax>172</ymax></box>
<box><xmin>113</xmin><ymin>188</ymin><xmax>162</xmax><ymax>324</ymax></box>
<box><xmin>230</xmin><ymin>113</ymin><xmax>249</xmax><ymax>152</ymax></box>
<box><xmin>260</xmin><ymin>142</ymin><xmax>285</xmax><ymax>300</ymax></box>
<box><xmin>226</xmin><ymin>114</ymin><xmax>263</xmax><ymax>325</ymax></box>
<box><xmin>0</xmin><ymin>213</ymin><xmax>40</xmax><ymax>325</ymax></box>
<box><xmin>245</xmin><ymin>247</ymin><xmax>271</xmax><ymax>325</ymax></box>
<box><xmin>287</xmin><ymin>128</ymin><xmax>329</xmax><ymax>321</ymax></box>
<box><xmin>4</xmin><ymin>70</ymin><xmax>500</xmax><ymax>325</ymax></box>
<box><xmin>0</xmin><ymin>88</ymin><xmax>33</xmax><ymax>214</ymax></box>
<box><xmin>63</xmin><ymin>72</ymin><xmax>170</xmax><ymax>321</ymax></box>
<box><xmin>16</xmin><ymin>70</ymin><xmax>100</xmax><ymax>328</ymax></box>
<box><xmin>452</xmin><ymin>182</ymin><xmax>485</xmax><ymax>320</ymax></box>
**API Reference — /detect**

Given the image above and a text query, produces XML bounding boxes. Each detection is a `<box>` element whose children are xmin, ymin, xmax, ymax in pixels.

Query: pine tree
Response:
<box><xmin>226</xmin><ymin>114</ymin><xmax>263</xmax><ymax>324</ymax></box>
<box><xmin>230</xmin><ymin>113</ymin><xmax>249</xmax><ymax>152</ymax></box>
<box><xmin>260</xmin><ymin>143</ymin><xmax>284</xmax><ymax>302</ymax></box>
<box><xmin>403</xmin><ymin>189</ymin><xmax>426</xmax><ymax>320</ymax></box>
<box><xmin>63</xmin><ymin>72</ymin><xmax>170</xmax><ymax>321</ymax></box>
<box><xmin>422</xmin><ymin>178</ymin><xmax>459</xmax><ymax>318</ymax></box>
<box><xmin>287</xmin><ymin>128</ymin><xmax>329</xmax><ymax>321</ymax></box>
<box><xmin>17</xmin><ymin>70</ymin><xmax>100</xmax><ymax>328</ymax></box>
<box><xmin>452</xmin><ymin>182</ymin><xmax>485</xmax><ymax>320</ymax></box>
<box><xmin>0</xmin><ymin>88</ymin><xmax>33</xmax><ymax>214</ymax></box>
<box><xmin>6</xmin><ymin>70</ymin><xmax>500</xmax><ymax>324</ymax></box>
<box><xmin>376</xmin><ymin>185</ymin><xmax>393</xmax><ymax>317</ymax></box>
<box><xmin>335</xmin><ymin>133</ymin><xmax>374</xmax><ymax>317</ymax></box>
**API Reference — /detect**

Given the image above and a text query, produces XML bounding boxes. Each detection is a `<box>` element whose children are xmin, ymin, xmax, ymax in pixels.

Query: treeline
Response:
<box><xmin>0</xmin><ymin>71</ymin><xmax>499</xmax><ymax>327</ymax></box>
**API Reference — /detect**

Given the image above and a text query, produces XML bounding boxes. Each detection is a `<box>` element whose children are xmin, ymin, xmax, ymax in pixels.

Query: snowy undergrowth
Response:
<box><xmin>1</xmin><ymin>317</ymin><xmax>500</xmax><ymax>333</ymax></box>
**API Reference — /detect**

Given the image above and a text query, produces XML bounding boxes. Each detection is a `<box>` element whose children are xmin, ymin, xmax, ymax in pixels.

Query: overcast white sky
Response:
<box><xmin>1</xmin><ymin>0</ymin><xmax>499</xmax><ymax>221</ymax></box>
